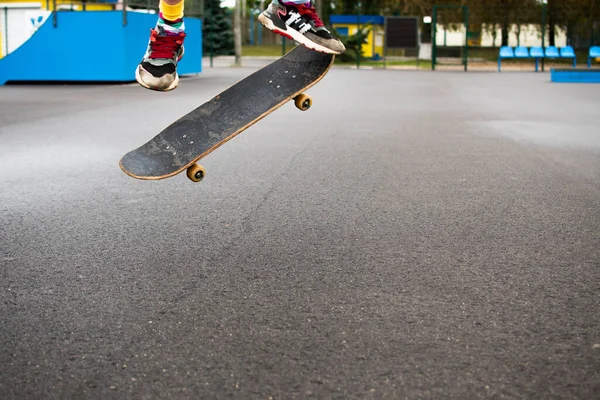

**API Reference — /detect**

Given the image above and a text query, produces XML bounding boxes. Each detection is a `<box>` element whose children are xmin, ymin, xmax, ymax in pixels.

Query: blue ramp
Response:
<box><xmin>0</xmin><ymin>11</ymin><xmax>202</xmax><ymax>85</ymax></box>
<box><xmin>550</xmin><ymin>68</ymin><xmax>600</xmax><ymax>83</ymax></box>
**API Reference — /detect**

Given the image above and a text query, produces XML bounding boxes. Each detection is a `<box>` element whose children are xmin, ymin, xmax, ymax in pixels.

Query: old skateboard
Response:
<box><xmin>119</xmin><ymin>45</ymin><xmax>335</xmax><ymax>182</ymax></box>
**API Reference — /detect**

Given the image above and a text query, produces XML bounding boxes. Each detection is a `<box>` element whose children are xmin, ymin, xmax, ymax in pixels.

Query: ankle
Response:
<box><xmin>159</xmin><ymin>13</ymin><xmax>182</xmax><ymax>25</ymax></box>
<box><xmin>157</xmin><ymin>12</ymin><xmax>185</xmax><ymax>32</ymax></box>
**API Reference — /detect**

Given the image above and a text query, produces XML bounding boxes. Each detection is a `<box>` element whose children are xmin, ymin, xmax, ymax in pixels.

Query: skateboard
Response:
<box><xmin>119</xmin><ymin>45</ymin><xmax>335</xmax><ymax>182</ymax></box>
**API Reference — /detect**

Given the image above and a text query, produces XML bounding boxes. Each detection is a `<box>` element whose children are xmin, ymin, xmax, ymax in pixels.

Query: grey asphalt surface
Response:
<box><xmin>1</xmin><ymin>65</ymin><xmax>599</xmax><ymax>399</ymax></box>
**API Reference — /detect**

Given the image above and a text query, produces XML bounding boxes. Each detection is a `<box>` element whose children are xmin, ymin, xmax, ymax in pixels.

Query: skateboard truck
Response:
<box><xmin>184</xmin><ymin>93</ymin><xmax>312</xmax><ymax>183</ymax></box>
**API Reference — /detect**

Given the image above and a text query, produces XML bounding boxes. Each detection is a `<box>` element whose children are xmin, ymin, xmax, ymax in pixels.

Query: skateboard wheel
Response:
<box><xmin>186</xmin><ymin>164</ymin><xmax>206</xmax><ymax>182</ymax></box>
<box><xmin>294</xmin><ymin>93</ymin><xmax>312</xmax><ymax>111</ymax></box>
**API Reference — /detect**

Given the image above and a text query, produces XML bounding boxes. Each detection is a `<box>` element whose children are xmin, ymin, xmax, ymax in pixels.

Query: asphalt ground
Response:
<box><xmin>1</xmin><ymin>65</ymin><xmax>599</xmax><ymax>399</ymax></box>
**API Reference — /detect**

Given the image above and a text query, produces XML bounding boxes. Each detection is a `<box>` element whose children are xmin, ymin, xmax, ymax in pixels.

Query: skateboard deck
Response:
<box><xmin>119</xmin><ymin>45</ymin><xmax>335</xmax><ymax>182</ymax></box>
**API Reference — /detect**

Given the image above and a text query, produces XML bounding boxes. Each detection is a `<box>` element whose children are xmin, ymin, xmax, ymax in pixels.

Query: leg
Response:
<box><xmin>136</xmin><ymin>0</ymin><xmax>186</xmax><ymax>92</ymax></box>
<box><xmin>258</xmin><ymin>0</ymin><xmax>345</xmax><ymax>55</ymax></box>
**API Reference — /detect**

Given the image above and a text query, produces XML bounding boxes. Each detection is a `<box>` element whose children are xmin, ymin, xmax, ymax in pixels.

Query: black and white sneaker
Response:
<box><xmin>258</xmin><ymin>1</ymin><xmax>345</xmax><ymax>55</ymax></box>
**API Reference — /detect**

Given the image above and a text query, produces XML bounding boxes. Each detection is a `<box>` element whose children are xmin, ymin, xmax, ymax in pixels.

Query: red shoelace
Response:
<box><xmin>148</xmin><ymin>29</ymin><xmax>185</xmax><ymax>59</ymax></box>
<box><xmin>296</xmin><ymin>4</ymin><xmax>324</xmax><ymax>28</ymax></box>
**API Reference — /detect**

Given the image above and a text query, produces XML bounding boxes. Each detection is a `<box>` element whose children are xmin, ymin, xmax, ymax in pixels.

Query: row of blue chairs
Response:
<box><xmin>498</xmin><ymin>46</ymin><xmax>576</xmax><ymax>71</ymax></box>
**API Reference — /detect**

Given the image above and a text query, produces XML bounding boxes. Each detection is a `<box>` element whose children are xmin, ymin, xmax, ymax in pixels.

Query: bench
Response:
<box><xmin>498</xmin><ymin>45</ymin><xmax>578</xmax><ymax>71</ymax></box>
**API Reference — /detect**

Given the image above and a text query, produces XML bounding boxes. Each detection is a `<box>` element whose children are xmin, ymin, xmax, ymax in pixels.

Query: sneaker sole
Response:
<box><xmin>258</xmin><ymin>14</ymin><xmax>342</xmax><ymax>55</ymax></box>
<box><xmin>135</xmin><ymin>67</ymin><xmax>180</xmax><ymax>92</ymax></box>
<box><xmin>135</xmin><ymin>51</ymin><xmax>184</xmax><ymax>92</ymax></box>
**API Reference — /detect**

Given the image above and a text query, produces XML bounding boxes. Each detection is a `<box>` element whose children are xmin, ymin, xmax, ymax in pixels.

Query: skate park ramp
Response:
<box><xmin>0</xmin><ymin>10</ymin><xmax>202</xmax><ymax>85</ymax></box>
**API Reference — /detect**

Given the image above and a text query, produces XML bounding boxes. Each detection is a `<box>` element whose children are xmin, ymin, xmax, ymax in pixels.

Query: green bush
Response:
<box><xmin>334</xmin><ymin>27</ymin><xmax>370</xmax><ymax>63</ymax></box>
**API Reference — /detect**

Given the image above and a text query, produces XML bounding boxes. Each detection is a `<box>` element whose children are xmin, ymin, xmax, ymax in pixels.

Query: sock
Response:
<box><xmin>159</xmin><ymin>0</ymin><xmax>185</xmax><ymax>33</ymax></box>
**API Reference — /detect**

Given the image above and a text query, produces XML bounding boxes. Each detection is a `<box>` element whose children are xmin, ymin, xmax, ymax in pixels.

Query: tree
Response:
<box><xmin>462</xmin><ymin>0</ymin><xmax>537</xmax><ymax>47</ymax></box>
<box><xmin>553</xmin><ymin>0</ymin><xmax>600</xmax><ymax>46</ymax></box>
<box><xmin>203</xmin><ymin>0</ymin><xmax>235</xmax><ymax>56</ymax></box>
<box><xmin>548</xmin><ymin>0</ymin><xmax>556</xmax><ymax>46</ymax></box>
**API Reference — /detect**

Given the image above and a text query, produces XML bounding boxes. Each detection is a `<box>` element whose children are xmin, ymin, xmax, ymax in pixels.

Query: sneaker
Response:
<box><xmin>136</xmin><ymin>24</ymin><xmax>186</xmax><ymax>92</ymax></box>
<box><xmin>258</xmin><ymin>1</ymin><xmax>345</xmax><ymax>55</ymax></box>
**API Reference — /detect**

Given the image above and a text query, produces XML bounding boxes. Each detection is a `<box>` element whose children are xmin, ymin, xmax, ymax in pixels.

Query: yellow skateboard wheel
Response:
<box><xmin>186</xmin><ymin>164</ymin><xmax>206</xmax><ymax>182</ymax></box>
<box><xmin>294</xmin><ymin>93</ymin><xmax>312</xmax><ymax>111</ymax></box>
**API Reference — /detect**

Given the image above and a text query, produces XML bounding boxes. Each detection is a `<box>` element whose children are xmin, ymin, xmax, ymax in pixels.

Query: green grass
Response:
<box><xmin>335</xmin><ymin>59</ymin><xmax>432</xmax><ymax>69</ymax></box>
<box><xmin>241</xmin><ymin>45</ymin><xmax>432</xmax><ymax>68</ymax></box>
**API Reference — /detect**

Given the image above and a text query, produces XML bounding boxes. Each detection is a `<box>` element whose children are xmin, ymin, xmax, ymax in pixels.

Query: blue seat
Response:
<box><xmin>530</xmin><ymin>46</ymin><xmax>544</xmax><ymax>71</ymax></box>
<box><xmin>499</xmin><ymin>46</ymin><xmax>515</xmax><ymax>58</ymax></box>
<box><xmin>498</xmin><ymin>46</ymin><xmax>515</xmax><ymax>72</ymax></box>
<box><xmin>560</xmin><ymin>46</ymin><xmax>576</xmax><ymax>67</ymax></box>
<box><xmin>514</xmin><ymin>46</ymin><xmax>530</xmax><ymax>58</ymax></box>
<box><xmin>589</xmin><ymin>46</ymin><xmax>600</xmax><ymax>68</ymax></box>
<box><xmin>530</xmin><ymin>47</ymin><xmax>544</xmax><ymax>58</ymax></box>
<box><xmin>545</xmin><ymin>46</ymin><xmax>559</xmax><ymax>58</ymax></box>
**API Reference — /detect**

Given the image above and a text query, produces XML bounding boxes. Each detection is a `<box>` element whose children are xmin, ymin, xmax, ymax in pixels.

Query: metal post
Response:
<box><xmin>356</xmin><ymin>1</ymin><xmax>361</xmax><ymax>70</ymax></box>
<box><xmin>432</xmin><ymin>6</ymin><xmax>437</xmax><ymax>70</ymax></box>
<box><xmin>541</xmin><ymin>2</ymin><xmax>546</xmax><ymax>71</ymax></box>
<box><xmin>52</xmin><ymin>0</ymin><xmax>57</xmax><ymax>27</ymax></box>
<box><xmin>3</xmin><ymin>7</ymin><xmax>8</xmax><ymax>56</ymax></box>
<box><xmin>122</xmin><ymin>0</ymin><xmax>128</xmax><ymax>27</ymax></box>
<box><xmin>249</xmin><ymin>12</ymin><xmax>254</xmax><ymax>45</ymax></box>
<box><xmin>233</xmin><ymin>0</ymin><xmax>241</xmax><ymax>67</ymax></box>
<box><xmin>463</xmin><ymin>6</ymin><xmax>468</xmax><ymax>71</ymax></box>
<box><xmin>383</xmin><ymin>16</ymin><xmax>387</xmax><ymax>70</ymax></box>
<box><xmin>416</xmin><ymin>17</ymin><xmax>420</xmax><ymax>70</ymax></box>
